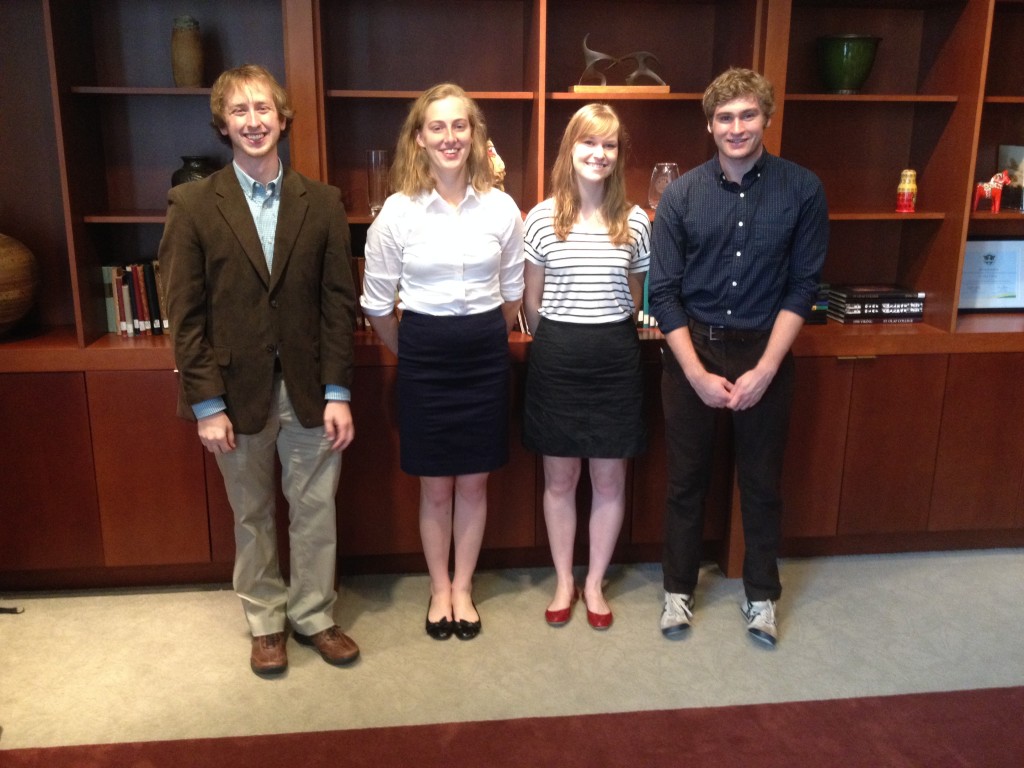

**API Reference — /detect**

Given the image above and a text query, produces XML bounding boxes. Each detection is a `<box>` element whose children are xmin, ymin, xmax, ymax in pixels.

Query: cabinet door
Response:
<box><xmin>930</xmin><ymin>353</ymin><xmax>1024</xmax><ymax>531</ymax></box>
<box><xmin>338</xmin><ymin>365</ymin><xmax>422</xmax><ymax>557</ymax></box>
<box><xmin>485</xmin><ymin>362</ymin><xmax>537</xmax><ymax>550</ymax></box>
<box><xmin>781</xmin><ymin>357</ymin><xmax>854</xmax><ymax>538</ymax></box>
<box><xmin>0</xmin><ymin>372</ymin><xmax>104</xmax><ymax>571</ymax></box>
<box><xmin>838</xmin><ymin>354</ymin><xmax>947</xmax><ymax>534</ymax></box>
<box><xmin>87</xmin><ymin>370</ymin><xmax>210</xmax><ymax>566</ymax></box>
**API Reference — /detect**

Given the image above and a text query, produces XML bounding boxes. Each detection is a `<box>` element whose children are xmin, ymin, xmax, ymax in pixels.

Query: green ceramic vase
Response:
<box><xmin>818</xmin><ymin>35</ymin><xmax>881</xmax><ymax>94</ymax></box>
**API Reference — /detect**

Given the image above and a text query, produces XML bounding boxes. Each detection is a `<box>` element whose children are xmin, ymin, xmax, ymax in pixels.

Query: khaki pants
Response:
<box><xmin>215</xmin><ymin>376</ymin><xmax>342</xmax><ymax>636</ymax></box>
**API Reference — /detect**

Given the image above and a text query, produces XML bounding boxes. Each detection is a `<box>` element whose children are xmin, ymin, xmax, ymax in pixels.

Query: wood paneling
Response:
<box><xmin>930</xmin><ymin>352</ymin><xmax>1024</xmax><ymax>531</ymax></box>
<box><xmin>0</xmin><ymin>372</ymin><xmax>103</xmax><ymax>571</ymax></box>
<box><xmin>781</xmin><ymin>356</ymin><xmax>855</xmax><ymax>538</ymax></box>
<box><xmin>87</xmin><ymin>370</ymin><xmax>210</xmax><ymax>566</ymax></box>
<box><xmin>838</xmin><ymin>355</ymin><xmax>947</xmax><ymax>534</ymax></box>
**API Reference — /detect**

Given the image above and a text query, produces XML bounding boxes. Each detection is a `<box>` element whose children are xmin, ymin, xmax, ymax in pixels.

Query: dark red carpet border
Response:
<box><xmin>4</xmin><ymin>686</ymin><xmax>1023</xmax><ymax>767</ymax></box>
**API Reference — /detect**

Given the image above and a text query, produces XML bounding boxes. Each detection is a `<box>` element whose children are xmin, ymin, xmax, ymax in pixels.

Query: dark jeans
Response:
<box><xmin>660</xmin><ymin>332</ymin><xmax>795</xmax><ymax>601</ymax></box>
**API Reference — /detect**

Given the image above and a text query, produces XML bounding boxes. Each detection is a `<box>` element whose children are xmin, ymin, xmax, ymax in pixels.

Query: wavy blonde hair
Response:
<box><xmin>391</xmin><ymin>83</ymin><xmax>494</xmax><ymax>197</ymax></box>
<box><xmin>550</xmin><ymin>103</ymin><xmax>631</xmax><ymax>246</ymax></box>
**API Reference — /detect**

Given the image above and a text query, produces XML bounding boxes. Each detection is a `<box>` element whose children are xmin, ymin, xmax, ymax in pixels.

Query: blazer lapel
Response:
<box><xmin>270</xmin><ymin>169</ymin><xmax>309</xmax><ymax>293</ymax></box>
<box><xmin>214</xmin><ymin>168</ymin><xmax>272</xmax><ymax>287</ymax></box>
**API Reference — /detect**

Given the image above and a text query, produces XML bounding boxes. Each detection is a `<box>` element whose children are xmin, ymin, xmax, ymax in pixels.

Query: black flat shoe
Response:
<box><xmin>453</xmin><ymin>602</ymin><xmax>481</xmax><ymax>641</ymax></box>
<box><xmin>454</xmin><ymin>617</ymin><xmax>481</xmax><ymax>641</ymax></box>
<box><xmin>425</xmin><ymin>600</ymin><xmax>453</xmax><ymax>640</ymax></box>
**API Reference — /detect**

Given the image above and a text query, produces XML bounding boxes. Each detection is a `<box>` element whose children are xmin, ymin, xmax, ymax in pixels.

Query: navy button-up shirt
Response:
<box><xmin>649</xmin><ymin>152</ymin><xmax>828</xmax><ymax>334</ymax></box>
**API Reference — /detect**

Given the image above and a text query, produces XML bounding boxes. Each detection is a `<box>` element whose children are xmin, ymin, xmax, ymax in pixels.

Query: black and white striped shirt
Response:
<box><xmin>524</xmin><ymin>199</ymin><xmax>650</xmax><ymax>324</ymax></box>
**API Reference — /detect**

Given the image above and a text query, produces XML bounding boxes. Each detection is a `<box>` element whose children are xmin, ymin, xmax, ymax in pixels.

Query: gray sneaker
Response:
<box><xmin>660</xmin><ymin>592</ymin><xmax>694</xmax><ymax>638</ymax></box>
<box><xmin>741</xmin><ymin>599</ymin><xmax>778</xmax><ymax>646</ymax></box>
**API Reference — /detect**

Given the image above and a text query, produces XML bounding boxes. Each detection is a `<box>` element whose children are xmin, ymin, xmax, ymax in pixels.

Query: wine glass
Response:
<box><xmin>648</xmin><ymin>162</ymin><xmax>680</xmax><ymax>210</ymax></box>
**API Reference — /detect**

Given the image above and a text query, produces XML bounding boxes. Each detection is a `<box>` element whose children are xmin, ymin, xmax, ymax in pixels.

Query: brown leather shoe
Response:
<box><xmin>250</xmin><ymin>631</ymin><xmax>287</xmax><ymax>677</ymax></box>
<box><xmin>294</xmin><ymin>625</ymin><xmax>360</xmax><ymax>666</ymax></box>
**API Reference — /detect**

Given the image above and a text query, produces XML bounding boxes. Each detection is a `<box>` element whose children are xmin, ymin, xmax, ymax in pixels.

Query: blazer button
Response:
<box><xmin>265</xmin><ymin>345</ymin><xmax>276</xmax><ymax>354</ymax></box>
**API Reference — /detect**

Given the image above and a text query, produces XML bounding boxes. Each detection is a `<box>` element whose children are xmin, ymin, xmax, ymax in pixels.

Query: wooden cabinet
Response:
<box><xmin>930</xmin><ymin>353</ymin><xmax>1024</xmax><ymax>531</ymax></box>
<box><xmin>781</xmin><ymin>357</ymin><xmax>854</xmax><ymax>539</ymax></box>
<box><xmin>3</xmin><ymin>0</ymin><xmax>1024</xmax><ymax>587</ymax></box>
<box><xmin>838</xmin><ymin>355</ymin><xmax>947</xmax><ymax>535</ymax></box>
<box><xmin>86</xmin><ymin>370</ymin><xmax>211</xmax><ymax>566</ymax></box>
<box><xmin>0</xmin><ymin>373</ymin><xmax>104</xmax><ymax>571</ymax></box>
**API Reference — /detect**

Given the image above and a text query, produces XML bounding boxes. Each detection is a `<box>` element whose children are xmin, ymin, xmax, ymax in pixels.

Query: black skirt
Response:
<box><xmin>523</xmin><ymin>317</ymin><xmax>647</xmax><ymax>458</ymax></box>
<box><xmin>397</xmin><ymin>308</ymin><xmax>510</xmax><ymax>476</ymax></box>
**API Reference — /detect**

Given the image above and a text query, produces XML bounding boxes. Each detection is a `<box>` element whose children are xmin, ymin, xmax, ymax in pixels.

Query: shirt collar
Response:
<box><xmin>715</xmin><ymin>151</ymin><xmax>769</xmax><ymax>191</ymax></box>
<box><xmin>421</xmin><ymin>183</ymin><xmax>481</xmax><ymax>211</ymax></box>
<box><xmin>233</xmin><ymin>159</ymin><xmax>283</xmax><ymax>200</ymax></box>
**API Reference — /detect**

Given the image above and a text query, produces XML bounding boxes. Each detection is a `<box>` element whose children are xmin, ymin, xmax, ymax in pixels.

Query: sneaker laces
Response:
<box><xmin>747</xmin><ymin>600</ymin><xmax>776</xmax><ymax>626</ymax></box>
<box><xmin>665</xmin><ymin>593</ymin><xmax>693</xmax><ymax>621</ymax></box>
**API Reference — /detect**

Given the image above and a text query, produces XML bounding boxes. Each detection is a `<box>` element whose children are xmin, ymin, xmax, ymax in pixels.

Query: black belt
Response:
<box><xmin>688</xmin><ymin>320</ymin><xmax>768</xmax><ymax>343</ymax></box>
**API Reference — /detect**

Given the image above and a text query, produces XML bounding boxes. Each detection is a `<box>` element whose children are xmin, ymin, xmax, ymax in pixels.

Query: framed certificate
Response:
<box><xmin>959</xmin><ymin>239</ymin><xmax>1024</xmax><ymax>311</ymax></box>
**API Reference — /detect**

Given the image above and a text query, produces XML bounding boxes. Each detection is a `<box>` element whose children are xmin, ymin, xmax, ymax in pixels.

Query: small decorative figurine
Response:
<box><xmin>487</xmin><ymin>140</ymin><xmax>506</xmax><ymax>191</ymax></box>
<box><xmin>895</xmin><ymin>169</ymin><xmax>917</xmax><ymax>213</ymax></box>
<box><xmin>575</xmin><ymin>35</ymin><xmax>668</xmax><ymax>91</ymax></box>
<box><xmin>622</xmin><ymin>51</ymin><xmax>667</xmax><ymax>87</ymax></box>
<box><xmin>973</xmin><ymin>169</ymin><xmax>1012</xmax><ymax>213</ymax></box>
<box><xmin>578</xmin><ymin>34</ymin><xmax>618</xmax><ymax>87</ymax></box>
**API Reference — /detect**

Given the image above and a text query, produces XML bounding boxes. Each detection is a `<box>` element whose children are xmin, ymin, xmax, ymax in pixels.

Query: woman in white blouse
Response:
<box><xmin>361</xmin><ymin>83</ymin><xmax>525</xmax><ymax>641</ymax></box>
<box><xmin>522</xmin><ymin>103</ymin><xmax>650</xmax><ymax>630</ymax></box>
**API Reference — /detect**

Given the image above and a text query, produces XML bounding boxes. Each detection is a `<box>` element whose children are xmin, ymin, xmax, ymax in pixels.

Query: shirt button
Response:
<box><xmin>740</xmin><ymin>192</ymin><xmax>745</xmax><ymax>198</ymax></box>
<box><xmin>726</xmin><ymin>310</ymin><xmax>733</xmax><ymax>315</ymax></box>
<box><xmin>732</xmin><ymin>281</ymin><xmax>738</xmax><ymax>287</ymax></box>
<box><xmin>736</xmin><ymin>251</ymin><xmax>742</xmax><ymax>257</ymax></box>
<box><xmin>738</xmin><ymin>221</ymin><xmax>744</xmax><ymax>227</ymax></box>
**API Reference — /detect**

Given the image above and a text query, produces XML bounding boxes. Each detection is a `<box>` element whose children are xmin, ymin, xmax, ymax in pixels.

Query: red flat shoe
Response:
<box><xmin>583</xmin><ymin>594</ymin><xmax>613</xmax><ymax>630</ymax></box>
<box><xmin>544</xmin><ymin>587</ymin><xmax>579</xmax><ymax>627</ymax></box>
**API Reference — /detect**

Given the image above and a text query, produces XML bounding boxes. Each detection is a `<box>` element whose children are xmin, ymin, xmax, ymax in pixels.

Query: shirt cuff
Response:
<box><xmin>192</xmin><ymin>397</ymin><xmax>227</xmax><ymax>420</ymax></box>
<box><xmin>325</xmin><ymin>385</ymin><xmax>351</xmax><ymax>402</ymax></box>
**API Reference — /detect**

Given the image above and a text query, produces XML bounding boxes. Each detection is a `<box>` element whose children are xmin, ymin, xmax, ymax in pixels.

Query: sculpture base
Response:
<box><xmin>570</xmin><ymin>85</ymin><xmax>670</xmax><ymax>94</ymax></box>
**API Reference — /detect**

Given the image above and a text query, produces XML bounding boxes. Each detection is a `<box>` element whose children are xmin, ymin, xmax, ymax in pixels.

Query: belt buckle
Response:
<box><xmin>707</xmin><ymin>325</ymin><xmax>724</xmax><ymax>341</ymax></box>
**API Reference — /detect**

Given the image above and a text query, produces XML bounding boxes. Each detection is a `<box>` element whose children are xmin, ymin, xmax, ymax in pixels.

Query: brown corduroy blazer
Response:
<box><xmin>161</xmin><ymin>165</ymin><xmax>356</xmax><ymax>434</ymax></box>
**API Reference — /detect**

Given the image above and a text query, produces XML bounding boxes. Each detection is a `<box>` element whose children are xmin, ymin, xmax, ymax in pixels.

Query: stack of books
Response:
<box><xmin>807</xmin><ymin>283</ymin><xmax>830</xmax><ymax>325</ymax></box>
<box><xmin>827</xmin><ymin>284</ymin><xmax>925</xmax><ymax>324</ymax></box>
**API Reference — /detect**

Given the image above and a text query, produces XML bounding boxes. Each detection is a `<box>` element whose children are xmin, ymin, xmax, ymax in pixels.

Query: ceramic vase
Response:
<box><xmin>171</xmin><ymin>16</ymin><xmax>203</xmax><ymax>87</ymax></box>
<box><xmin>0</xmin><ymin>233</ymin><xmax>40</xmax><ymax>337</ymax></box>
<box><xmin>818</xmin><ymin>35</ymin><xmax>881</xmax><ymax>94</ymax></box>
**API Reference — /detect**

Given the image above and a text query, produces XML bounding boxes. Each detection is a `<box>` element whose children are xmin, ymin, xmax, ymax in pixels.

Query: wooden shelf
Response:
<box><xmin>84</xmin><ymin>211</ymin><xmax>167</xmax><ymax>224</ymax></box>
<box><xmin>71</xmin><ymin>86</ymin><xmax>210</xmax><ymax>95</ymax></box>
<box><xmin>326</xmin><ymin>90</ymin><xmax>534</xmax><ymax>100</ymax></box>
<box><xmin>785</xmin><ymin>94</ymin><xmax>959</xmax><ymax>103</ymax></box>
<box><xmin>829</xmin><ymin>211</ymin><xmax>945</xmax><ymax>221</ymax></box>
<box><xmin>547</xmin><ymin>92</ymin><xmax>704</xmax><ymax>101</ymax></box>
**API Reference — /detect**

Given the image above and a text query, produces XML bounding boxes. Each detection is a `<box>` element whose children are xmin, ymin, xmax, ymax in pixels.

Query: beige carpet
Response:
<box><xmin>2</xmin><ymin>549</ymin><xmax>1022</xmax><ymax>750</ymax></box>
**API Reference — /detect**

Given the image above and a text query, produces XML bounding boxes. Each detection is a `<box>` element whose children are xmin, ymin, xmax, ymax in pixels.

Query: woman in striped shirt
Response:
<box><xmin>522</xmin><ymin>103</ymin><xmax>650</xmax><ymax>630</ymax></box>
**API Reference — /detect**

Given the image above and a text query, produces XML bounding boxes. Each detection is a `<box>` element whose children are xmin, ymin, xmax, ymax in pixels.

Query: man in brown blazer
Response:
<box><xmin>161</xmin><ymin>64</ymin><xmax>359</xmax><ymax>677</ymax></box>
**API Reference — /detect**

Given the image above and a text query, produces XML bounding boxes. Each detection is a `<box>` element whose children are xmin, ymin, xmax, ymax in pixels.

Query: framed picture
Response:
<box><xmin>959</xmin><ymin>239</ymin><xmax>1024</xmax><ymax>311</ymax></box>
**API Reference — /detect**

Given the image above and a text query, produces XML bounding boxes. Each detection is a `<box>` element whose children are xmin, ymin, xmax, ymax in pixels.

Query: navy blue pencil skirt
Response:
<box><xmin>397</xmin><ymin>308</ymin><xmax>510</xmax><ymax>477</ymax></box>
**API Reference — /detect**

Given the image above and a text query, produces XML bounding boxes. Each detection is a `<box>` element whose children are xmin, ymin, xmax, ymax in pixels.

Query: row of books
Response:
<box><xmin>827</xmin><ymin>284</ymin><xmax>926</xmax><ymax>324</ymax></box>
<box><xmin>102</xmin><ymin>262</ymin><xmax>169</xmax><ymax>336</ymax></box>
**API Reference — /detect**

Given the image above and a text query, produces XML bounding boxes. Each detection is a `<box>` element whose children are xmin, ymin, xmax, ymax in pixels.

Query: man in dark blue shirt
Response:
<box><xmin>649</xmin><ymin>68</ymin><xmax>828</xmax><ymax>646</ymax></box>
